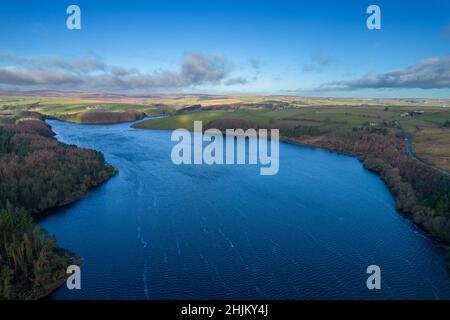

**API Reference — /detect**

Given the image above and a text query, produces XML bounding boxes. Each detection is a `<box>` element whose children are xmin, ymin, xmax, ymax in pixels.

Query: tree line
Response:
<box><xmin>0</xmin><ymin>118</ymin><xmax>115</xmax><ymax>299</ymax></box>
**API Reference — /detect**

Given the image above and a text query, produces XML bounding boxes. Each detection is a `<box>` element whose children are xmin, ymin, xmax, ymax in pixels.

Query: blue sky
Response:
<box><xmin>0</xmin><ymin>0</ymin><xmax>449</xmax><ymax>98</ymax></box>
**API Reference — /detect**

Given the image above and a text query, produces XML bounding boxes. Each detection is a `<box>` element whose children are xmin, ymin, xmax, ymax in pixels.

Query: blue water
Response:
<box><xmin>39</xmin><ymin>119</ymin><xmax>450</xmax><ymax>300</ymax></box>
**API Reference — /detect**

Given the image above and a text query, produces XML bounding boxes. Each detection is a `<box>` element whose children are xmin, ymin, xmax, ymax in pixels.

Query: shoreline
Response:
<box><xmin>33</xmin><ymin>165</ymin><xmax>117</xmax><ymax>221</ymax></box>
<box><xmin>0</xmin><ymin>116</ymin><xmax>118</xmax><ymax>300</ymax></box>
<box><xmin>131</xmin><ymin>122</ymin><xmax>450</xmax><ymax>273</ymax></box>
<box><xmin>281</xmin><ymin>135</ymin><xmax>450</xmax><ymax>274</ymax></box>
<box><xmin>33</xmin><ymin>118</ymin><xmax>449</xmax><ymax>300</ymax></box>
<box><xmin>43</xmin><ymin>110</ymin><xmax>147</xmax><ymax>125</ymax></box>
<box><xmin>35</xmin><ymin>252</ymin><xmax>83</xmax><ymax>300</ymax></box>
<box><xmin>31</xmin><ymin>120</ymin><xmax>118</xmax><ymax>299</ymax></box>
<box><xmin>133</xmin><ymin>121</ymin><xmax>449</xmax><ymax>220</ymax></box>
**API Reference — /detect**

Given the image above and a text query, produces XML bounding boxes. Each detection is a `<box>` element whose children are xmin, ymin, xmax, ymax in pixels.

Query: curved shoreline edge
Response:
<box><xmin>33</xmin><ymin>118</ymin><xmax>449</xmax><ymax>299</ymax></box>
<box><xmin>0</xmin><ymin>116</ymin><xmax>118</xmax><ymax>300</ymax></box>
<box><xmin>34</xmin><ymin>122</ymin><xmax>117</xmax><ymax>300</ymax></box>
<box><xmin>282</xmin><ymin>135</ymin><xmax>450</xmax><ymax>273</ymax></box>
<box><xmin>133</xmin><ymin>121</ymin><xmax>450</xmax><ymax>274</ymax></box>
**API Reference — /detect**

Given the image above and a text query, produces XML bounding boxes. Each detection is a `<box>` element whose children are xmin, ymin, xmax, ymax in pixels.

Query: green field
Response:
<box><xmin>1</xmin><ymin>94</ymin><xmax>449</xmax><ymax>171</ymax></box>
<box><xmin>133</xmin><ymin>103</ymin><xmax>450</xmax><ymax>171</ymax></box>
<box><xmin>134</xmin><ymin>104</ymin><xmax>450</xmax><ymax>130</ymax></box>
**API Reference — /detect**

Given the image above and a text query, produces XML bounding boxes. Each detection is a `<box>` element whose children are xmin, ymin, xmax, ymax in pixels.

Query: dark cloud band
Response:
<box><xmin>322</xmin><ymin>56</ymin><xmax>450</xmax><ymax>90</ymax></box>
<box><xmin>0</xmin><ymin>52</ymin><xmax>243</xmax><ymax>92</ymax></box>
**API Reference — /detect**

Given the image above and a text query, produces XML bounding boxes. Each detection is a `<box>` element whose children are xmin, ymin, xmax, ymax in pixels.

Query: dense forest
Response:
<box><xmin>60</xmin><ymin>110</ymin><xmax>146</xmax><ymax>124</ymax></box>
<box><xmin>0</xmin><ymin>203</ymin><xmax>80</xmax><ymax>299</ymax></box>
<box><xmin>0</xmin><ymin>117</ymin><xmax>116</xmax><ymax>299</ymax></box>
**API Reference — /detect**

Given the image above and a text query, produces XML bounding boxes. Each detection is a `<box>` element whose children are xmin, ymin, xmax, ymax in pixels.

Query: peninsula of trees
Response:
<box><xmin>0</xmin><ymin>115</ymin><xmax>116</xmax><ymax>299</ymax></box>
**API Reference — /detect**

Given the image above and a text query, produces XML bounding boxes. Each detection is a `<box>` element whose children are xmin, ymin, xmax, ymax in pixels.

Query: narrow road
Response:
<box><xmin>394</xmin><ymin>121</ymin><xmax>450</xmax><ymax>177</ymax></box>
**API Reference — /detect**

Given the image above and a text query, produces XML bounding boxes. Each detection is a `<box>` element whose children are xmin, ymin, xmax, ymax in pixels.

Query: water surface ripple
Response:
<box><xmin>39</xmin><ymin>119</ymin><xmax>450</xmax><ymax>300</ymax></box>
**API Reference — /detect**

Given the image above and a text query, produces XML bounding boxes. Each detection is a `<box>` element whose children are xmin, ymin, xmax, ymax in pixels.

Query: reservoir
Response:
<box><xmin>40</xmin><ymin>119</ymin><xmax>450</xmax><ymax>299</ymax></box>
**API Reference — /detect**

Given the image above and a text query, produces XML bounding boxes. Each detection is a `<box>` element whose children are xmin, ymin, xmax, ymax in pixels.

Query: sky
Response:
<box><xmin>0</xmin><ymin>0</ymin><xmax>449</xmax><ymax>98</ymax></box>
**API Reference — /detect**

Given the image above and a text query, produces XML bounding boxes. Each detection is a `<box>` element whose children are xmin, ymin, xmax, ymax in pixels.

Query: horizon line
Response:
<box><xmin>0</xmin><ymin>89</ymin><xmax>449</xmax><ymax>102</ymax></box>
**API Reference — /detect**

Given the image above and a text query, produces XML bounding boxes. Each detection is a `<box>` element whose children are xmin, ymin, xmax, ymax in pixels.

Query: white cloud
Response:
<box><xmin>320</xmin><ymin>56</ymin><xmax>450</xmax><ymax>90</ymax></box>
<box><xmin>0</xmin><ymin>52</ymin><xmax>245</xmax><ymax>92</ymax></box>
